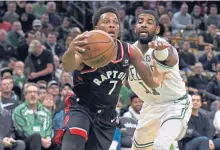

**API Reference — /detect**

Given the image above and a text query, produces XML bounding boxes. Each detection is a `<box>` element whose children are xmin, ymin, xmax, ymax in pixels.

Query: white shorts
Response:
<box><xmin>132</xmin><ymin>94</ymin><xmax>192</xmax><ymax>149</ymax></box>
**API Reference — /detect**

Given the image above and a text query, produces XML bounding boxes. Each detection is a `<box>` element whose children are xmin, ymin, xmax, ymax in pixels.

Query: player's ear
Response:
<box><xmin>156</xmin><ymin>25</ymin><xmax>160</xmax><ymax>35</ymax></box>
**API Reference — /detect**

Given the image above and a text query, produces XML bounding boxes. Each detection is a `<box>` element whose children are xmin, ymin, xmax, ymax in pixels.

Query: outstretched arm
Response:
<box><xmin>130</xmin><ymin>45</ymin><xmax>167</xmax><ymax>89</ymax></box>
<box><xmin>149</xmin><ymin>41</ymin><xmax>178</xmax><ymax>67</ymax></box>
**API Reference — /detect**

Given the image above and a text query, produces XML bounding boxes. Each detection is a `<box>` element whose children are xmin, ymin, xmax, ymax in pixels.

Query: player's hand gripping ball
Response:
<box><xmin>74</xmin><ymin>30</ymin><xmax>117</xmax><ymax>68</ymax></box>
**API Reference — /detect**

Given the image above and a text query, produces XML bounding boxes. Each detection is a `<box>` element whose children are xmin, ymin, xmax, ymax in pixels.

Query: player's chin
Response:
<box><xmin>139</xmin><ymin>37</ymin><xmax>150</xmax><ymax>44</ymax></box>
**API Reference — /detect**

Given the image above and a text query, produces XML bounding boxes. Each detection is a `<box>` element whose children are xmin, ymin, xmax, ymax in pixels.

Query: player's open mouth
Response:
<box><xmin>140</xmin><ymin>32</ymin><xmax>148</xmax><ymax>38</ymax></box>
<box><xmin>108</xmin><ymin>31</ymin><xmax>115</xmax><ymax>38</ymax></box>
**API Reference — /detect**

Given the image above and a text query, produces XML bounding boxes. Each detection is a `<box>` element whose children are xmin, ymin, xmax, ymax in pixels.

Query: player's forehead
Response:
<box><xmin>99</xmin><ymin>12</ymin><xmax>119</xmax><ymax>21</ymax></box>
<box><xmin>137</xmin><ymin>13</ymin><xmax>155</xmax><ymax>22</ymax></box>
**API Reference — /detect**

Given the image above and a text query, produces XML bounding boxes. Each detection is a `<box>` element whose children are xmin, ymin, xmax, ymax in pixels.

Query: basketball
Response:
<box><xmin>80</xmin><ymin>30</ymin><xmax>116</xmax><ymax>68</ymax></box>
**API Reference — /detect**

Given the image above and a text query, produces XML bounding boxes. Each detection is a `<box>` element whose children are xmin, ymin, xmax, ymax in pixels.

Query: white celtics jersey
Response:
<box><xmin>128</xmin><ymin>36</ymin><xmax>186</xmax><ymax>104</ymax></box>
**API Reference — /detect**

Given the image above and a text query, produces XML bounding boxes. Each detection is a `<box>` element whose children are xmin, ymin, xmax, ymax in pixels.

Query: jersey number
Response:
<box><xmin>108</xmin><ymin>80</ymin><xmax>118</xmax><ymax>95</ymax></box>
<box><xmin>138</xmin><ymin>82</ymin><xmax>160</xmax><ymax>95</ymax></box>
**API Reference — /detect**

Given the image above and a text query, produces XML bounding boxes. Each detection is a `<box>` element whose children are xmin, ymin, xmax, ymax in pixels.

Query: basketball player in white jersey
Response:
<box><xmin>128</xmin><ymin>10</ymin><xmax>192</xmax><ymax>150</ymax></box>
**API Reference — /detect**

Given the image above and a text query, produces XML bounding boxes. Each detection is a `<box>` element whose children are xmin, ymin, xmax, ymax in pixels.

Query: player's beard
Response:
<box><xmin>138</xmin><ymin>31</ymin><xmax>156</xmax><ymax>44</ymax></box>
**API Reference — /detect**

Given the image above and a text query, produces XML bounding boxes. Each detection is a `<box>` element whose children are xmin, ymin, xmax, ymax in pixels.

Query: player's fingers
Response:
<box><xmin>75</xmin><ymin>33</ymin><xmax>89</xmax><ymax>41</ymax></box>
<box><xmin>148</xmin><ymin>42</ymin><xmax>155</xmax><ymax>48</ymax></box>
<box><xmin>75</xmin><ymin>46</ymin><xmax>86</xmax><ymax>53</ymax></box>
<box><xmin>74</xmin><ymin>40</ymin><xmax>88</xmax><ymax>46</ymax></box>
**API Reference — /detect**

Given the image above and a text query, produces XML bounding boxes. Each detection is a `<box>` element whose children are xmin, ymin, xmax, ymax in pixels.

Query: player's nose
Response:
<box><xmin>109</xmin><ymin>22</ymin><xmax>115</xmax><ymax>28</ymax></box>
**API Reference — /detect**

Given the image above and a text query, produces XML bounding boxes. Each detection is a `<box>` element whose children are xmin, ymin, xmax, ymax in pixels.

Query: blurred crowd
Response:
<box><xmin>0</xmin><ymin>1</ymin><xmax>220</xmax><ymax>150</ymax></box>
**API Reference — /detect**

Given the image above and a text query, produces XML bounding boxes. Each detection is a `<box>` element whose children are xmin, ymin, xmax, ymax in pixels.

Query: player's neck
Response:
<box><xmin>192</xmin><ymin>109</ymin><xmax>199</xmax><ymax>116</ymax></box>
<box><xmin>137</xmin><ymin>41</ymin><xmax>148</xmax><ymax>54</ymax></box>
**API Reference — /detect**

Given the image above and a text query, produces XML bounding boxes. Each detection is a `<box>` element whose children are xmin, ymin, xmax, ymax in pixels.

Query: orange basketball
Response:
<box><xmin>81</xmin><ymin>30</ymin><xmax>116</xmax><ymax>68</ymax></box>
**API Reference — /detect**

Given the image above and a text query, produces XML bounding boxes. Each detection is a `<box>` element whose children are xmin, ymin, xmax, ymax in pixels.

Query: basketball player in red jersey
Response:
<box><xmin>57</xmin><ymin>6</ymin><xmax>168</xmax><ymax>150</ymax></box>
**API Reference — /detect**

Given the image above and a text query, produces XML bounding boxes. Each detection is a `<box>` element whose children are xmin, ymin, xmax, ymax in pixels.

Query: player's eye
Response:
<box><xmin>103</xmin><ymin>20</ymin><xmax>109</xmax><ymax>24</ymax></box>
<box><xmin>138</xmin><ymin>20</ymin><xmax>143</xmax><ymax>24</ymax></box>
<box><xmin>114</xmin><ymin>21</ymin><xmax>119</xmax><ymax>24</ymax></box>
<box><xmin>148</xmin><ymin>20</ymin><xmax>154</xmax><ymax>24</ymax></box>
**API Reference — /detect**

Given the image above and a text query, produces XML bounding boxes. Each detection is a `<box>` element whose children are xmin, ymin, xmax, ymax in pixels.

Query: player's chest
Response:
<box><xmin>80</xmin><ymin>63</ymin><xmax>129</xmax><ymax>84</ymax></box>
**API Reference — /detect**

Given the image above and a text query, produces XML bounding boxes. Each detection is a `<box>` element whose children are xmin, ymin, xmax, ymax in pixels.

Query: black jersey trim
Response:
<box><xmin>127</xmin><ymin>43</ymin><xmax>132</xmax><ymax>60</ymax></box>
<box><xmin>111</xmin><ymin>40</ymin><xmax>124</xmax><ymax>64</ymax></box>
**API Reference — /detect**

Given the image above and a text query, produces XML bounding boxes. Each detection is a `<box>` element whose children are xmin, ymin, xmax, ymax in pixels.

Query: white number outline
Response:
<box><xmin>108</xmin><ymin>80</ymin><xmax>118</xmax><ymax>95</ymax></box>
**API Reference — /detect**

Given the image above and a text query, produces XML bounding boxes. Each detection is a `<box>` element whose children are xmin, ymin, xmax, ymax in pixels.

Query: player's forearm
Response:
<box><xmin>62</xmin><ymin>50</ymin><xmax>81</xmax><ymax>72</ymax></box>
<box><xmin>153</xmin><ymin>47</ymin><xmax>178</xmax><ymax>67</ymax></box>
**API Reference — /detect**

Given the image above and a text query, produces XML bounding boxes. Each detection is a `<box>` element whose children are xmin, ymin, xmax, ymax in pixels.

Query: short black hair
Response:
<box><xmin>25</xmin><ymin>30</ymin><xmax>35</xmax><ymax>38</ymax></box>
<box><xmin>136</xmin><ymin>10</ymin><xmax>159</xmax><ymax>25</ymax></box>
<box><xmin>92</xmin><ymin>6</ymin><xmax>119</xmax><ymax>27</ymax></box>
<box><xmin>130</xmin><ymin>93</ymin><xmax>138</xmax><ymax>102</ymax></box>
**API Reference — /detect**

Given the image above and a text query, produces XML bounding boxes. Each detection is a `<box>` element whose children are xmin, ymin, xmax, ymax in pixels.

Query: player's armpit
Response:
<box><xmin>62</xmin><ymin>52</ymin><xmax>85</xmax><ymax>72</ymax></box>
<box><xmin>152</xmin><ymin>46</ymin><xmax>178</xmax><ymax>67</ymax></box>
<box><xmin>130</xmin><ymin>45</ymin><xmax>161</xmax><ymax>89</ymax></box>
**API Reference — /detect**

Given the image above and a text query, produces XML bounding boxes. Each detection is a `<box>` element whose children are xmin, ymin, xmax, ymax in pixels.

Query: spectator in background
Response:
<box><xmin>32</xmin><ymin>19</ymin><xmax>42</xmax><ymax>32</ymax></box>
<box><xmin>0</xmin><ymin>17</ymin><xmax>11</xmax><ymax>32</ymax></box>
<box><xmin>12</xmin><ymin>83</ymin><xmax>54</xmax><ymax>150</ymax></box>
<box><xmin>180</xmin><ymin>94</ymin><xmax>217</xmax><ymax>150</ymax></box>
<box><xmin>19</xmin><ymin>3</ymin><xmax>35</xmax><ymax>33</ymax></box>
<box><xmin>213</xmin><ymin>101</ymin><xmax>220</xmax><ymax>146</ymax></box>
<box><xmin>16</xmin><ymin>30</ymin><xmax>35</xmax><ymax>62</ymax></box>
<box><xmin>69</xmin><ymin>27</ymin><xmax>81</xmax><ymax>39</ymax></box>
<box><xmin>191</xmin><ymin>4</ymin><xmax>207</xmax><ymax>32</ymax></box>
<box><xmin>46</xmin><ymin>2</ymin><xmax>61</xmax><ymax>28</ymax></box>
<box><xmin>7</xmin><ymin>21</ymin><xmax>25</xmax><ymax>48</ymax></box>
<box><xmin>1</xmin><ymin>77</ymin><xmax>20</xmax><ymax>111</ymax></box>
<box><xmin>13</xmin><ymin>61</ymin><xmax>26</xmax><ymax>90</ymax></box>
<box><xmin>44</xmin><ymin>32</ymin><xmax>64</xmax><ymax>57</ymax></box>
<box><xmin>57</xmin><ymin>17</ymin><xmax>71</xmax><ymax>44</ymax></box>
<box><xmin>40</xmin><ymin>13</ymin><xmax>53</xmax><ymax>37</ymax></box>
<box><xmin>0</xmin><ymin>91</ymin><xmax>26</xmax><ymax>150</ymax></box>
<box><xmin>25</xmin><ymin>40</ymin><xmax>54</xmax><ymax>83</ymax></box>
<box><xmin>206</xmin><ymin>4</ymin><xmax>220</xmax><ymax>29</ymax></box>
<box><xmin>38</xmin><ymin>86</ymin><xmax>47</xmax><ymax>103</ymax></box>
<box><xmin>179</xmin><ymin>41</ymin><xmax>196</xmax><ymax>69</ymax></box>
<box><xmin>187</xmin><ymin>62</ymin><xmax>210</xmax><ymax>93</ymax></box>
<box><xmin>1</xmin><ymin>67</ymin><xmax>13</xmax><ymax>79</ymax></box>
<box><xmin>199</xmin><ymin>24</ymin><xmax>220</xmax><ymax>51</ymax></box>
<box><xmin>8</xmin><ymin>57</ymin><xmax>17</xmax><ymax>71</ymax></box>
<box><xmin>119</xmin><ymin>116</ymin><xmax>137</xmax><ymax>149</ymax></box>
<box><xmin>64</xmin><ymin>35</ymin><xmax>73</xmax><ymax>50</ymax></box>
<box><xmin>53</xmin><ymin>55</ymin><xmax>62</xmax><ymax>80</ymax></box>
<box><xmin>60</xmin><ymin>71</ymin><xmax>72</xmax><ymax>87</ymax></box>
<box><xmin>47</xmin><ymin>80</ymin><xmax>60</xmax><ymax>103</ymax></box>
<box><xmin>120</xmin><ymin>81</ymin><xmax>133</xmax><ymax>108</ymax></box>
<box><xmin>198</xmin><ymin>45</ymin><xmax>218</xmax><ymax>72</ymax></box>
<box><xmin>206</xmin><ymin>70</ymin><xmax>220</xmax><ymax>97</ymax></box>
<box><xmin>32</xmin><ymin>1</ymin><xmax>47</xmax><ymax>19</ymax></box>
<box><xmin>159</xmin><ymin>14</ymin><xmax>172</xmax><ymax>33</ymax></box>
<box><xmin>0</xmin><ymin>29</ymin><xmax>15</xmax><ymax>68</ymax></box>
<box><xmin>42</xmin><ymin>93</ymin><xmax>55</xmax><ymax>113</ymax></box>
<box><xmin>156</xmin><ymin>4</ymin><xmax>166</xmax><ymax>17</ymax></box>
<box><xmin>16</xmin><ymin>1</ymin><xmax>26</xmax><ymax>15</ymax></box>
<box><xmin>118</xmin><ymin>8</ymin><xmax>129</xmax><ymax>41</ymax></box>
<box><xmin>53</xmin><ymin>83</ymin><xmax>72</xmax><ymax>133</ymax></box>
<box><xmin>171</xmin><ymin>3</ymin><xmax>195</xmax><ymax>35</ymax></box>
<box><xmin>3</xmin><ymin>2</ymin><xmax>19</xmax><ymax>24</ymax></box>
<box><xmin>123</xmin><ymin>94</ymin><xmax>143</xmax><ymax>122</ymax></box>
